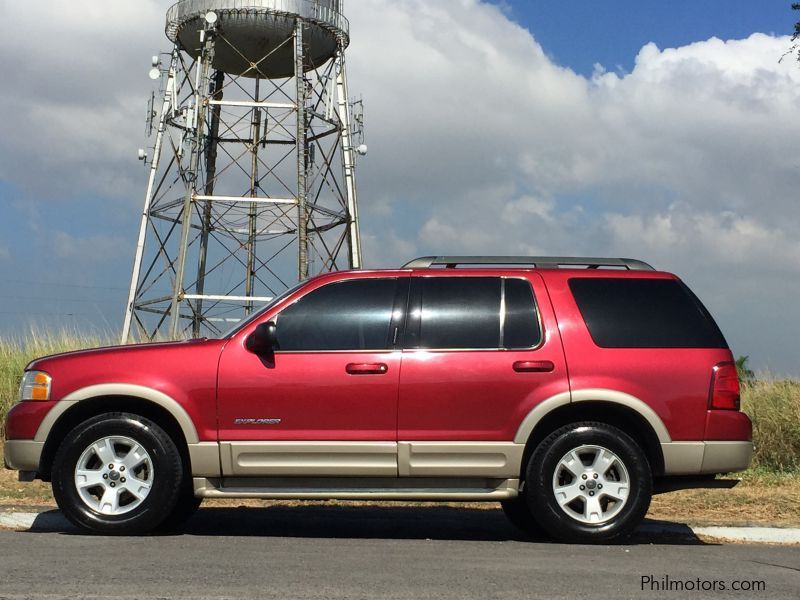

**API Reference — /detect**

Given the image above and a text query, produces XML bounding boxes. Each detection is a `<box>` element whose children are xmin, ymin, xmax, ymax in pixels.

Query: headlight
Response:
<box><xmin>19</xmin><ymin>371</ymin><xmax>51</xmax><ymax>401</ymax></box>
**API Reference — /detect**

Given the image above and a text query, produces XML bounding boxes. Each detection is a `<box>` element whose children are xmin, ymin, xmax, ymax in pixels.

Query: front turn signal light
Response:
<box><xmin>19</xmin><ymin>371</ymin><xmax>51</xmax><ymax>401</ymax></box>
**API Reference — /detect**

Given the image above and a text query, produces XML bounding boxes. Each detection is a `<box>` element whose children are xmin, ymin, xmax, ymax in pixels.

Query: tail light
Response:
<box><xmin>709</xmin><ymin>362</ymin><xmax>740</xmax><ymax>410</ymax></box>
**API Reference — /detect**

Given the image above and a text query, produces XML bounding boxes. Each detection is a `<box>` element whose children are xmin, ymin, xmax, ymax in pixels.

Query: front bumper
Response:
<box><xmin>3</xmin><ymin>440</ymin><xmax>44</xmax><ymax>473</ymax></box>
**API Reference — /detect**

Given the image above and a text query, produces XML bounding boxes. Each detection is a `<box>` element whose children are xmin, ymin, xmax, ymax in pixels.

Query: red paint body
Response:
<box><xmin>7</xmin><ymin>268</ymin><xmax>751</xmax><ymax>448</ymax></box>
<box><xmin>542</xmin><ymin>270</ymin><xmax>735</xmax><ymax>441</ymax></box>
<box><xmin>16</xmin><ymin>340</ymin><xmax>224</xmax><ymax>441</ymax></box>
<box><xmin>398</xmin><ymin>272</ymin><xmax>568</xmax><ymax>441</ymax></box>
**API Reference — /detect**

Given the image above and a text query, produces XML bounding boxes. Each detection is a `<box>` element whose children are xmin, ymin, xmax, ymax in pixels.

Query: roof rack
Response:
<box><xmin>401</xmin><ymin>256</ymin><xmax>655</xmax><ymax>271</ymax></box>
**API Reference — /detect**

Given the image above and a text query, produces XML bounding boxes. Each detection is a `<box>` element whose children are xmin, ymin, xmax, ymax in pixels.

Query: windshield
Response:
<box><xmin>221</xmin><ymin>281</ymin><xmax>306</xmax><ymax>339</ymax></box>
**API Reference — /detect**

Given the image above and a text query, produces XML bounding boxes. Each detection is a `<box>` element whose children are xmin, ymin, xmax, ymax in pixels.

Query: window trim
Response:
<box><xmin>502</xmin><ymin>277</ymin><xmax>545</xmax><ymax>351</ymax></box>
<box><xmin>271</xmin><ymin>277</ymin><xmax>405</xmax><ymax>354</ymax></box>
<box><xmin>402</xmin><ymin>275</ymin><xmax>544</xmax><ymax>352</ymax></box>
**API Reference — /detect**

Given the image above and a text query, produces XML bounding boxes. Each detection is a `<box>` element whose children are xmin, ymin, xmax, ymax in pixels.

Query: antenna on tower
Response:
<box><xmin>351</xmin><ymin>98</ymin><xmax>367</xmax><ymax>157</ymax></box>
<box><xmin>144</xmin><ymin>92</ymin><xmax>156</xmax><ymax>138</ymax></box>
<box><xmin>122</xmin><ymin>0</ymin><xmax>364</xmax><ymax>342</ymax></box>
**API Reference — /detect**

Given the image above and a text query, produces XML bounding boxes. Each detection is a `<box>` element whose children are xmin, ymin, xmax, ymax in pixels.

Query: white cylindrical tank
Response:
<box><xmin>166</xmin><ymin>0</ymin><xmax>349</xmax><ymax>78</ymax></box>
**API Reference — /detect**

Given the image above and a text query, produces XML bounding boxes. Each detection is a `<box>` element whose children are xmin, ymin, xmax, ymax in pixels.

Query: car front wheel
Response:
<box><xmin>526</xmin><ymin>421</ymin><xmax>652</xmax><ymax>544</ymax></box>
<box><xmin>158</xmin><ymin>481</ymin><xmax>203</xmax><ymax>531</ymax></box>
<box><xmin>52</xmin><ymin>412</ymin><xmax>183</xmax><ymax>535</ymax></box>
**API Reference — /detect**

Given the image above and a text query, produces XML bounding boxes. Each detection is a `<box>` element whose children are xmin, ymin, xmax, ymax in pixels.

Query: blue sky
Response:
<box><xmin>503</xmin><ymin>0</ymin><xmax>796</xmax><ymax>75</ymax></box>
<box><xmin>0</xmin><ymin>1</ymin><xmax>799</xmax><ymax>375</ymax></box>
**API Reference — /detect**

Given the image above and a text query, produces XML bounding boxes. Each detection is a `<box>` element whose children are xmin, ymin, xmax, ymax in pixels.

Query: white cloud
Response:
<box><xmin>51</xmin><ymin>231</ymin><xmax>127</xmax><ymax>264</ymax></box>
<box><xmin>0</xmin><ymin>0</ymin><xmax>799</xmax><ymax>373</ymax></box>
<box><xmin>0</xmin><ymin>243</ymin><xmax>10</xmax><ymax>262</ymax></box>
<box><xmin>0</xmin><ymin>1</ymin><xmax>164</xmax><ymax>200</ymax></box>
<box><xmin>605</xmin><ymin>209</ymin><xmax>800</xmax><ymax>271</ymax></box>
<box><xmin>347</xmin><ymin>4</ymin><xmax>800</xmax><ymax>239</ymax></box>
<box><xmin>361</xmin><ymin>230</ymin><xmax>417</xmax><ymax>268</ymax></box>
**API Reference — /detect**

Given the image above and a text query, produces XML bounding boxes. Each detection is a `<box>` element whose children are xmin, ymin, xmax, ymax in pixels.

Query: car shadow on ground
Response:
<box><xmin>28</xmin><ymin>505</ymin><xmax>710</xmax><ymax>545</ymax></box>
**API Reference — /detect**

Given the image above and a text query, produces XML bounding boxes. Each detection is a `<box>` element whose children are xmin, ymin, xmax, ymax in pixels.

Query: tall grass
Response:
<box><xmin>741</xmin><ymin>379</ymin><xmax>800</xmax><ymax>472</ymax></box>
<box><xmin>1</xmin><ymin>331</ymin><xmax>108</xmax><ymax>425</ymax></box>
<box><xmin>1</xmin><ymin>334</ymin><xmax>798</xmax><ymax>474</ymax></box>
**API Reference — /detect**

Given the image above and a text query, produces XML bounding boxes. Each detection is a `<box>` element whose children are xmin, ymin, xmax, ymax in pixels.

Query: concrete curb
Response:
<box><xmin>638</xmin><ymin>520</ymin><xmax>800</xmax><ymax>544</ymax></box>
<box><xmin>1</xmin><ymin>510</ymin><xmax>799</xmax><ymax>544</ymax></box>
<box><xmin>0</xmin><ymin>510</ymin><xmax>70</xmax><ymax>531</ymax></box>
<box><xmin>692</xmin><ymin>526</ymin><xmax>800</xmax><ymax>544</ymax></box>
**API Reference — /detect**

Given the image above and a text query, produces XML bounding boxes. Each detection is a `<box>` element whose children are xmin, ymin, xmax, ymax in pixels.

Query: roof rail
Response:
<box><xmin>401</xmin><ymin>256</ymin><xmax>655</xmax><ymax>271</ymax></box>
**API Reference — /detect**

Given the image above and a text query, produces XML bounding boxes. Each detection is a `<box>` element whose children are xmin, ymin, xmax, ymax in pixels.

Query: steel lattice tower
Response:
<box><xmin>122</xmin><ymin>0</ymin><xmax>364</xmax><ymax>342</ymax></box>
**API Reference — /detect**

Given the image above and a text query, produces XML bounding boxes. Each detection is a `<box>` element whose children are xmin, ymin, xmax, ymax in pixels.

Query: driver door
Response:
<box><xmin>217</xmin><ymin>275</ymin><xmax>408</xmax><ymax>477</ymax></box>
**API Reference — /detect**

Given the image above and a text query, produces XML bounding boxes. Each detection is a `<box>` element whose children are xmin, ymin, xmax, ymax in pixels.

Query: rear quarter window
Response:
<box><xmin>568</xmin><ymin>278</ymin><xmax>728</xmax><ymax>349</ymax></box>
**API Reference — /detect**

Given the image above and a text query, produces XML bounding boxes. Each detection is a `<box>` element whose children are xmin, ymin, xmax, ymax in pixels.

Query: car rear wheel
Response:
<box><xmin>525</xmin><ymin>421</ymin><xmax>652</xmax><ymax>544</ymax></box>
<box><xmin>52</xmin><ymin>412</ymin><xmax>183</xmax><ymax>535</ymax></box>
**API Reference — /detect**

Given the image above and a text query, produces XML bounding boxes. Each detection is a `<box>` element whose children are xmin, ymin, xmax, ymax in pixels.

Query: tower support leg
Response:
<box><xmin>295</xmin><ymin>19</ymin><xmax>309</xmax><ymax>281</ymax></box>
<box><xmin>194</xmin><ymin>69</ymin><xmax>225</xmax><ymax>336</ymax></box>
<box><xmin>122</xmin><ymin>50</ymin><xmax>179</xmax><ymax>344</ymax></box>
<box><xmin>170</xmin><ymin>29</ymin><xmax>215</xmax><ymax>338</ymax></box>
<box><xmin>336</xmin><ymin>51</ymin><xmax>362</xmax><ymax>269</ymax></box>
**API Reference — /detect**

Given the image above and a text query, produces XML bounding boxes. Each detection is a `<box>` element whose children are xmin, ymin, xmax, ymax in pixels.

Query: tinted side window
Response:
<box><xmin>569</xmin><ymin>278</ymin><xmax>728</xmax><ymax>349</ymax></box>
<box><xmin>407</xmin><ymin>277</ymin><xmax>542</xmax><ymax>350</ymax></box>
<box><xmin>504</xmin><ymin>278</ymin><xmax>542</xmax><ymax>349</ymax></box>
<box><xmin>420</xmin><ymin>278</ymin><xmax>501</xmax><ymax>349</ymax></box>
<box><xmin>276</xmin><ymin>279</ymin><xmax>397</xmax><ymax>351</ymax></box>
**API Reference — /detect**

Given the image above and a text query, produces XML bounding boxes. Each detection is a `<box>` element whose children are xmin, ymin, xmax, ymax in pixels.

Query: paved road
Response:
<box><xmin>0</xmin><ymin>505</ymin><xmax>798</xmax><ymax>599</ymax></box>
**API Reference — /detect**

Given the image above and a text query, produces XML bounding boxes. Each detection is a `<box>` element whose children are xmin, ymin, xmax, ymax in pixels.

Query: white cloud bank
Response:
<box><xmin>0</xmin><ymin>0</ymin><xmax>798</xmax><ymax>373</ymax></box>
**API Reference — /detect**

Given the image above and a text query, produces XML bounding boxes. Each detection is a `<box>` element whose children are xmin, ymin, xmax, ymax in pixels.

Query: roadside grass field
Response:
<box><xmin>1</xmin><ymin>333</ymin><xmax>799</xmax><ymax>526</ymax></box>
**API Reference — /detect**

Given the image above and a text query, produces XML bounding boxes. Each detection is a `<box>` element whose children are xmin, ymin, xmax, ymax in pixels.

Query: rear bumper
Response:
<box><xmin>661</xmin><ymin>441</ymin><xmax>753</xmax><ymax>475</ymax></box>
<box><xmin>701</xmin><ymin>441</ymin><xmax>753</xmax><ymax>473</ymax></box>
<box><xmin>3</xmin><ymin>440</ymin><xmax>44</xmax><ymax>472</ymax></box>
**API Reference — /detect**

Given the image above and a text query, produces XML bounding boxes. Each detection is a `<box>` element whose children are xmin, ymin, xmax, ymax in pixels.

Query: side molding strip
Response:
<box><xmin>188</xmin><ymin>442</ymin><xmax>222</xmax><ymax>477</ymax></box>
<box><xmin>221</xmin><ymin>441</ymin><xmax>398</xmax><ymax>476</ymax></box>
<box><xmin>398</xmin><ymin>442</ymin><xmax>523</xmax><ymax>478</ymax></box>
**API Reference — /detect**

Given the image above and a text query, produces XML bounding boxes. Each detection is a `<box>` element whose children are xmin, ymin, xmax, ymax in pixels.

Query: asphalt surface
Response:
<box><xmin>0</xmin><ymin>505</ymin><xmax>798</xmax><ymax>599</ymax></box>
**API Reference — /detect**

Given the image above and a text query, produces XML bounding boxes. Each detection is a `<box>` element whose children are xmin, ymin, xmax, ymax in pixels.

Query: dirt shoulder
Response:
<box><xmin>647</xmin><ymin>472</ymin><xmax>800</xmax><ymax>527</ymax></box>
<box><xmin>2</xmin><ymin>444</ymin><xmax>798</xmax><ymax>526</ymax></box>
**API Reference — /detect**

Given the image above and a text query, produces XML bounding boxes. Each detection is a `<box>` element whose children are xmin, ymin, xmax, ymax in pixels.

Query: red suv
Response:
<box><xmin>4</xmin><ymin>256</ymin><xmax>752</xmax><ymax>542</ymax></box>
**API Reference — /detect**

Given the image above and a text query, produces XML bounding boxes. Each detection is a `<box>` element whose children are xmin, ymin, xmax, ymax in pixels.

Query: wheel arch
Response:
<box><xmin>515</xmin><ymin>391</ymin><xmax>668</xmax><ymax>480</ymax></box>
<box><xmin>36</xmin><ymin>385</ymin><xmax>198</xmax><ymax>481</ymax></box>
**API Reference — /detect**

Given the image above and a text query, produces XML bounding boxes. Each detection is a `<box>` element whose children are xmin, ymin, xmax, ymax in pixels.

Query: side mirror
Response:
<box><xmin>246</xmin><ymin>321</ymin><xmax>277</xmax><ymax>354</ymax></box>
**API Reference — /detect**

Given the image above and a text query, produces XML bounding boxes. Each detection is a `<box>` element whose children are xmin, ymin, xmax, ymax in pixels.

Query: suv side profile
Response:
<box><xmin>4</xmin><ymin>256</ymin><xmax>752</xmax><ymax>543</ymax></box>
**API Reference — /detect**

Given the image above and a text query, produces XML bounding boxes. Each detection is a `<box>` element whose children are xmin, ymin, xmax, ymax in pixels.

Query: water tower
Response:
<box><xmin>122</xmin><ymin>0</ymin><xmax>365</xmax><ymax>342</ymax></box>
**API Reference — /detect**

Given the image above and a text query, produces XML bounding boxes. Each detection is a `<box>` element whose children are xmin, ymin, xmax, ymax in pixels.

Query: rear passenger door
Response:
<box><xmin>397</xmin><ymin>273</ymin><xmax>569</xmax><ymax>476</ymax></box>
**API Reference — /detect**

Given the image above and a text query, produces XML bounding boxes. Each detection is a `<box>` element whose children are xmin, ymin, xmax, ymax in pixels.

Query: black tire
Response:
<box><xmin>500</xmin><ymin>496</ymin><xmax>547</xmax><ymax>539</ymax></box>
<box><xmin>525</xmin><ymin>421</ymin><xmax>652</xmax><ymax>544</ymax></box>
<box><xmin>158</xmin><ymin>480</ymin><xmax>202</xmax><ymax>531</ymax></box>
<box><xmin>51</xmin><ymin>412</ymin><xmax>183</xmax><ymax>535</ymax></box>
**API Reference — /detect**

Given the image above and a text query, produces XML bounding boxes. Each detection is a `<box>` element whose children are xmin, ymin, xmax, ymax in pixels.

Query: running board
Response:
<box><xmin>193</xmin><ymin>477</ymin><xmax>520</xmax><ymax>501</ymax></box>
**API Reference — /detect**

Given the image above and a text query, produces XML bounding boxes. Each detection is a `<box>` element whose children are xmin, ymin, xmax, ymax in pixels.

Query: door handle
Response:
<box><xmin>513</xmin><ymin>360</ymin><xmax>555</xmax><ymax>373</ymax></box>
<box><xmin>346</xmin><ymin>363</ymin><xmax>389</xmax><ymax>375</ymax></box>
